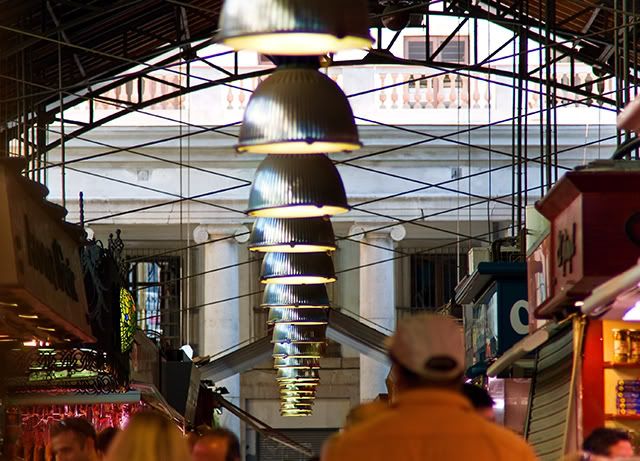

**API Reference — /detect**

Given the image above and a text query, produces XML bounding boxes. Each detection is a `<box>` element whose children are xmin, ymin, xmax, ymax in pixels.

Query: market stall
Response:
<box><xmin>521</xmin><ymin>160</ymin><xmax>640</xmax><ymax>460</ymax></box>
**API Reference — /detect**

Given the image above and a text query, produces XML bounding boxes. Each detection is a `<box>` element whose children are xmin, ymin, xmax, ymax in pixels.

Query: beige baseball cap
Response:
<box><xmin>387</xmin><ymin>313</ymin><xmax>465</xmax><ymax>381</ymax></box>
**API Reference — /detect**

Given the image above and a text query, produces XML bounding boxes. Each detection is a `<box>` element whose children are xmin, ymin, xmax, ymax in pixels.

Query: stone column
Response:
<box><xmin>193</xmin><ymin>224</ymin><xmax>249</xmax><ymax>437</ymax></box>
<box><xmin>350</xmin><ymin>224</ymin><xmax>406</xmax><ymax>402</ymax></box>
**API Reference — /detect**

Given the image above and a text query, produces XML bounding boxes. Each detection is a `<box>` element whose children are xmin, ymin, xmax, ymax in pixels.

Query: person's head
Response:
<box><xmin>462</xmin><ymin>383</ymin><xmax>496</xmax><ymax>422</ymax></box>
<box><xmin>583</xmin><ymin>427</ymin><xmax>634</xmax><ymax>458</ymax></box>
<box><xmin>387</xmin><ymin>314</ymin><xmax>465</xmax><ymax>393</ymax></box>
<box><xmin>50</xmin><ymin>418</ymin><xmax>98</xmax><ymax>461</ymax></box>
<box><xmin>191</xmin><ymin>428</ymin><xmax>240</xmax><ymax>461</ymax></box>
<box><xmin>95</xmin><ymin>427</ymin><xmax>119</xmax><ymax>460</ymax></box>
<box><xmin>105</xmin><ymin>411</ymin><xmax>190</xmax><ymax>461</ymax></box>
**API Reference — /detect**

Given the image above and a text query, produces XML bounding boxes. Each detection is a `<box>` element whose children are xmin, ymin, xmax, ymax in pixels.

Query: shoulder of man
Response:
<box><xmin>321</xmin><ymin>415</ymin><xmax>393</xmax><ymax>461</ymax></box>
<box><xmin>485</xmin><ymin>423</ymin><xmax>539</xmax><ymax>460</ymax></box>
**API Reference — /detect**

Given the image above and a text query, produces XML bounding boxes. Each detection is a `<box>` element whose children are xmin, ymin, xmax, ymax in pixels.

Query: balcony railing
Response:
<box><xmin>67</xmin><ymin>63</ymin><xmax>616</xmax><ymax>126</ymax></box>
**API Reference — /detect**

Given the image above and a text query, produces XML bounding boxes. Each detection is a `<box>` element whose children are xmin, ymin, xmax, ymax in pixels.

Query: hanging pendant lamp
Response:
<box><xmin>274</xmin><ymin>357</ymin><xmax>321</xmax><ymax>369</ymax></box>
<box><xmin>217</xmin><ymin>0</ymin><xmax>372</xmax><ymax>56</ymax></box>
<box><xmin>281</xmin><ymin>399</ymin><xmax>314</xmax><ymax>407</ymax></box>
<box><xmin>277</xmin><ymin>368</ymin><xmax>320</xmax><ymax>381</ymax></box>
<box><xmin>247</xmin><ymin>154</ymin><xmax>348</xmax><ymax>218</ymax></box>
<box><xmin>237</xmin><ymin>68</ymin><xmax>360</xmax><ymax>154</ymax></box>
<box><xmin>281</xmin><ymin>411</ymin><xmax>312</xmax><ymax>417</ymax></box>
<box><xmin>281</xmin><ymin>403</ymin><xmax>314</xmax><ymax>412</ymax></box>
<box><xmin>272</xmin><ymin>324</ymin><xmax>328</xmax><ymax>344</ymax></box>
<box><xmin>267</xmin><ymin>307</ymin><xmax>329</xmax><ymax>325</ymax></box>
<box><xmin>261</xmin><ymin>253</ymin><xmax>336</xmax><ymax>285</ymax></box>
<box><xmin>282</xmin><ymin>396</ymin><xmax>316</xmax><ymax>404</ymax></box>
<box><xmin>262</xmin><ymin>284</ymin><xmax>330</xmax><ymax>309</ymax></box>
<box><xmin>250</xmin><ymin>217</ymin><xmax>336</xmax><ymax>253</ymax></box>
<box><xmin>273</xmin><ymin>342</ymin><xmax>326</xmax><ymax>359</ymax></box>
<box><xmin>280</xmin><ymin>382</ymin><xmax>319</xmax><ymax>391</ymax></box>
<box><xmin>280</xmin><ymin>388</ymin><xmax>317</xmax><ymax>396</ymax></box>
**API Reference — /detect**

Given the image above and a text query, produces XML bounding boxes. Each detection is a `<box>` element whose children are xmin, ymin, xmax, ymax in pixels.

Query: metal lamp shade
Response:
<box><xmin>274</xmin><ymin>357</ymin><xmax>320</xmax><ymax>369</ymax></box>
<box><xmin>247</xmin><ymin>154</ymin><xmax>348</xmax><ymax>218</ymax></box>
<box><xmin>277</xmin><ymin>368</ymin><xmax>320</xmax><ymax>382</ymax></box>
<box><xmin>281</xmin><ymin>410</ymin><xmax>312</xmax><ymax>417</ymax></box>
<box><xmin>272</xmin><ymin>323</ymin><xmax>328</xmax><ymax>344</ymax></box>
<box><xmin>262</xmin><ymin>284</ymin><xmax>330</xmax><ymax>309</ymax></box>
<box><xmin>280</xmin><ymin>388</ymin><xmax>317</xmax><ymax>396</ymax></box>
<box><xmin>250</xmin><ymin>217</ymin><xmax>336</xmax><ymax>253</ymax></box>
<box><xmin>217</xmin><ymin>0</ymin><xmax>372</xmax><ymax>56</ymax></box>
<box><xmin>273</xmin><ymin>342</ymin><xmax>326</xmax><ymax>358</ymax></box>
<box><xmin>281</xmin><ymin>402</ymin><xmax>314</xmax><ymax>410</ymax></box>
<box><xmin>237</xmin><ymin>68</ymin><xmax>360</xmax><ymax>154</ymax></box>
<box><xmin>281</xmin><ymin>394</ymin><xmax>316</xmax><ymax>402</ymax></box>
<box><xmin>268</xmin><ymin>307</ymin><xmax>329</xmax><ymax>325</ymax></box>
<box><xmin>261</xmin><ymin>253</ymin><xmax>336</xmax><ymax>285</ymax></box>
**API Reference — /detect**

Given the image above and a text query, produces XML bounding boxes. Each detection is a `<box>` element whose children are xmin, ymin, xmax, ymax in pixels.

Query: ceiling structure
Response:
<box><xmin>0</xmin><ymin>0</ymin><xmax>635</xmax><ymax>138</ymax></box>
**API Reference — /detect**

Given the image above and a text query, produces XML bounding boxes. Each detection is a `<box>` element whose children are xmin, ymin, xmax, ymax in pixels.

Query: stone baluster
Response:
<box><xmin>238</xmin><ymin>81</ymin><xmax>246</xmax><ymax>109</ymax></box>
<box><xmin>379</xmin><ymin>73</ymin><xmax>387</xmax><ymax>108</ymax></box>
<box><xmin>227</xmin><ymin>86</ymin><xmax>234</xmax><ymax>109</ymax></box>
<box><xmin>484</xmin><ymin>82</ymin><xmax>491</xmax><ymax>108</ymax></box>
<box><xmin>402</xmin><ymin>74</ymin><xmax>411</xmax><ymax>108</ymax></box>
<box><xmin>460</xmin><ymin>77</ymin><xmax>469</xmax><ymax>108</ymax></box>
<box><xmin>390</xmin><ymin>73</ymin><xmax>399</xmax><ymax>108</ymax></box>
<box><xmin>424</xmin><ymin>79</ymin><xmax>433</xmax><ymax>109</ymax></box>
<box><xmin>436</xmin><ymin>76</ymin><xmax>445</xmax><ymax>108</ymax></box>
<box><xmin>473</xmin><ymin>79</ymin><xmax>481</xmax><ymax>108</ymax></box>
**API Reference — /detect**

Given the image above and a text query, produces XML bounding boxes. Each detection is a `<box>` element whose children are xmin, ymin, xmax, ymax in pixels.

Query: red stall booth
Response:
<box><xmin>524</xmin><ymin>160</ymin><xmax>640</xmax><ymax>460</ymax></box>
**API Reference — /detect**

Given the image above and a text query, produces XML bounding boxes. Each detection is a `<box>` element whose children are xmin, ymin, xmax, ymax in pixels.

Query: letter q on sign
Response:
<box><xmin>510</xmin><ymin>300</ymin><xmax>529</xmax><ymax>335</ymax></box>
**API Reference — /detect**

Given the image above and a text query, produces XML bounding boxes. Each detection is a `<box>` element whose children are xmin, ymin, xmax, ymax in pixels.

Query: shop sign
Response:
<box><xmin>557</xmin><ymin>223</ymin><xmax>576</xmax><ymax>277</ymax></box>
<box><xmin>0</xmin><ymin>162</ymin><xmax>92</xmax><ymax>342</ymax></box>
<box><xmin>527</xmin><ymin>235</ymin><xmax>551</xmax><ymax>314</ymax></box>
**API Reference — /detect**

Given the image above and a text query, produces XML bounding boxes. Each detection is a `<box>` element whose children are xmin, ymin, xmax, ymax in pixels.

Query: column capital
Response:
<box><xmin>193</xmin><ymin>224</ymin><xmax>251</xmax><ymax>244</ymax></box>
<box><xmin>348</xmin><ymin>223</ymin><xmax>406</xmax><ymax>242</ymax></box>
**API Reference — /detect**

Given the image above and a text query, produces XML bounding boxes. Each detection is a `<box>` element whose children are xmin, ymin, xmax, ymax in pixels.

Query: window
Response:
<box><xmin>409</xmin><ymin>252</ymin><xmax>467</xmax><ymax>310</ymax></box>
<box><xmin>127</xmin><ymin>255</ymin><xmax>181</xmax><ymax>346</ymax></box>
<box><xmin>404</xmin><ymin>36</ymin><xmax>469</xmax><ymax>63</ymax></box>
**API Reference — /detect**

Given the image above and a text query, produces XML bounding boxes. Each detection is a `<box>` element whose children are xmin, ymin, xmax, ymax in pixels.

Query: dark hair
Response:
<box><xmin>197</xmin><ymin>427</ymin><xmax>240</xmax><ymax>461</ymax></box>
<box><xmin>583</xmin><ymin>427</ymin><xmax>631</xmax><ymax>456</ymax></box>
<box><xmin>95</xmin><ymin>427</ymin><xmax>119</xmax><ymax>454</ymax></box>
<box><xmin>462</xmin><ymin>383</ymin><xmax>495</xmax><ymax>409</ymax></box>
<box><xmin>50</xmin><ymin>418</ymin><xmax>97</xmax><ymax>445</ymax></box>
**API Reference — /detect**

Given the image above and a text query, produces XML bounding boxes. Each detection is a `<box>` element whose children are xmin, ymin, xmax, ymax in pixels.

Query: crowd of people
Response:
<box><xmin>49</xmin><ymin>413</ymin><xmax>241</xmax><ymax>461</ymax></box>
<box><xmin>47</xmin><ymin>314</ymin><xmax>638</xmax><ymax>461</ymax></box>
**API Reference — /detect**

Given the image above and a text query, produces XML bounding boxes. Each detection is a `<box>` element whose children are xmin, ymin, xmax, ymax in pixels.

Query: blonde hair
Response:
<box><xmin>105</xmin><ymin>412</ymin><xmax>190</xmax><ymax>461</ymax></box>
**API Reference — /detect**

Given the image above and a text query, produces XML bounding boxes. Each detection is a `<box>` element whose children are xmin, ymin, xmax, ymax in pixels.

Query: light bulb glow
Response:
<box><xmin>238</xmin><ymin>141</ymin><xmax>361</xmax><ymax>154</ymax></box>
<box><xmin>262</xmin><ymin>276</ymin><xmax>336</xmax><ymax>285</ymax></box>
<box><xmin>222</xmin><ymin>33</ymin><xmax>372</xmax><ymax>55</ymax></box>
<box><xmin>250</xmin><ymin>244</ymin><xmax>335</xmax><ymax>253</ymax></box>
<box><xmin>249</xmin><ymin>205</ymin><xmax>348</xmax><ymax>219</ymax></box>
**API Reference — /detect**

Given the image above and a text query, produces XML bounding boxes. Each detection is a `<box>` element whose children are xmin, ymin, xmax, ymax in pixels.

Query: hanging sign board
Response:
<box><xmin>530</xmin><ymin>162</ymin><xmax>640</xmax><ymax>318</ymax></box>
<box><xmin>0</xmin><ymin>158</ymin><xmax>93</xmax><ymax>343</ymax></box>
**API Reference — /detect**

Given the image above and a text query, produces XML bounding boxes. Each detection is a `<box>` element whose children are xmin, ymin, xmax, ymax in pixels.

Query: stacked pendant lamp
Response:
<box><xmin>218</xmin><ymin>0</ymin><xmax>371</xmax><ymax>416</ymax></box>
